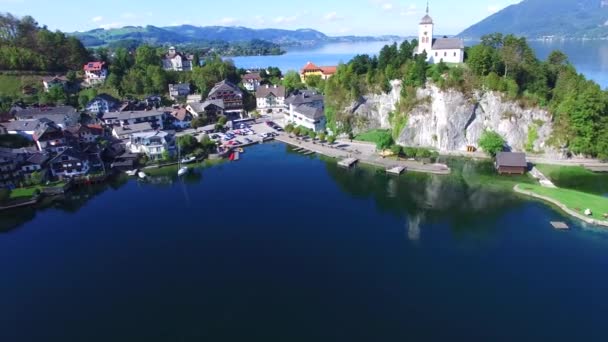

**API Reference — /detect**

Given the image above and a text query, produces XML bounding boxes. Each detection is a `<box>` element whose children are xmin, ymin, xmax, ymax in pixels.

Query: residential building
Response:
<box><xmin>1</xmin><ymin>120</ymin><xmax>40</xmax><ymax>140</ymax></box>
<box><xmin>112</xmin><ymin>122</ymin><xmax>155</xmax><ymax>140</ymax></box>
<box><xmin>186</xmin><ymin>100</ymin><xmax>224</xmax><ymax>120</ymax></box>
<box><xmin>0</xmin><ymin>151</ymin><xmax>24</xmax><ymax>188</ymax></box>
<box><xmin>496</xmin><ymin>152</ymin><xmax>528</xmax><ymax>175</ymax></box>
<box><xmin>41</xmin><ymin>75</ymin><xmax>68</xmax><ymax>92</ymax></box>
<box><xmin>11</xmin><ymin>105</ymin><xmax>80</xmax><ymax>128</ymax></box>
<box><xmin>49</xmin><ymin>148</ymin><xmax>90</xmax><ymax>179</ymax></box>
<box><xmin>83</xmin><ymin>61</ymin><xmax>108</xmax><ymax>85</ymax></box>
<box><xmin>169</xmin><ymin>83</ymin><xmax>191</xmax><ymax>100</ymax></box>
<box><xmin>103</xmin><ymin>110</ymin><xmax>165</xmax><ymax>129</ymax></box>
<box><xmin>169</xmin><ymin>106</ymin><xmax>193</xmax><ymax>129</ymax></box>
<box><xmin>21</xmin><ymin>153</ymin><xmax>48</xmax><ymax>182</ymax></box>
<box><xmin>242</xmin><ymin>73</ymin><xmax>262</xmax><ymax>91</ymax></box>
<box><xmin>86</xmin><ymin>94</ymin><xmax>120</xmax><ymax>115</ymax></box>
<box><xmin>128</xmin><ymin>131</ymin><xmax>174</xmax><ymax>161</ymax></box>
<box><xmin>65</xmin><ymin>124</ymin><xmax>104</xmax><ymax>144</ymax></box>
<box><xmin>256</xmin><ymin>85</ymin><xmax>286</xmax><ymax>111</ymax></box>
<box><xmin>416</xmin><ymin>4</ymin><xmax>464</xmax><ymax>64</ymax></box>
<box><xmin>186</xmin><ymin>94</ymin><xmax>203</xmax><ymax>104</ymax></box>
<box><xmin>33</xmin><ymin>119</ymin><xmax>67</xmax><ymax>153</ymax></box>
<box><xmin>207</xmin><ymin>80</ymin><xmax>243</xmax><ymax>114</ymax></box>
<box><xmin>162</xmin><ymin>47</ymin><xmax>193</xmax><ymax>72</ymax></box>
<box><xmin>285</xmin><ymin>91</ymin><xmax>326</xmax><ymax>132</ymax></box>
<box><xmin>300</xmin><ymin>62</ymin><xmax>337</xmax><ymax>82</ymax></box>
<box><xmin>145</xmin><ymin>95</ymin><xmax>162</xmax><ymax>108</ymax></box>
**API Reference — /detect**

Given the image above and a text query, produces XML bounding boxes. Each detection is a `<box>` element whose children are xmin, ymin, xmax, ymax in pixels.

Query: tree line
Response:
<box><xmin>0</xmin><ymin>13</ymin><xmax>90</xmax><ymax>71</ymax></box>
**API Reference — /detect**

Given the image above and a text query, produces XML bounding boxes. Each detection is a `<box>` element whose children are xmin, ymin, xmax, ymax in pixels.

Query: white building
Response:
<box><xmin>416</xmin><ymin>4</ymin><xmax>464</xmax><ymax>64</ymax></box>
<box><xmin>169</xmin><ymin>83</ymin><xmax>191</xmax><ymax>100</ymax></box>
<box><xmin>242</xmin><ymin>73</ymin><xmax>262</xmax><ymax>92</ymax></box>
<box><xmin>256</xmin><ymin>85</ymin><xmax>286</xmax><ymax>111</ymax></box>
<box><xmin>103</xmin><ymin>110</ymin><xmax>166</xmax><ymax>129</ymax></box>
<box><xmin>128</xmin><ymin>131</ymin><xmax>174</xmax><ymax>161</ymax></box>
<box><xmin>86</xmin><ymin>94</ymin><xmax>119</xmax><ymax>114</ymax></box>
<box><xmin>83</xmin><ymin>62</ymin><xmax>108</xmax><ymax>85</ymax></box>
<box><xmin>162</xmin><ymin>47</ymin><xmax>193</xmax><ymax>72</ymax></box>
<box><xmin>284</xmin><ymin>91</ymin><xmax>326</xmax><ymax>132</ymax></box>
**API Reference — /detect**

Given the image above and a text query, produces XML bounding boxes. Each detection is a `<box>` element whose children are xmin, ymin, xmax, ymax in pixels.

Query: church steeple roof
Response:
<box><xmin>420</xmin><ymin>1</ymin><xmax>433</xmax><ymax>24</ymax></box>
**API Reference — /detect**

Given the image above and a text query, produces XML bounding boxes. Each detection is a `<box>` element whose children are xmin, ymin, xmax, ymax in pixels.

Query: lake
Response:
<box><xmin>229</xmin><ymin>40</ymin><xmax>608</xmax><ymax>88</ymax></box>
<box><xmin>1</xmin><ymin>143</ymin><xmax>608</xmax><ymax>341</ymax></box>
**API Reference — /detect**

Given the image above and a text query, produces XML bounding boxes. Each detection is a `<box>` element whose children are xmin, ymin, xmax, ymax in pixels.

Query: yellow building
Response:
<box><xmin>300</xmin><ymin>61</ymin><xmax>337</xmax><ymax>82</ymax></box>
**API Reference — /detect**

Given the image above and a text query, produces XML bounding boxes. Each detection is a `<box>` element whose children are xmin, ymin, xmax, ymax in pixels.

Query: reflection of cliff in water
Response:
<box><xmin>324</xmin><ymin>158</ymin><xmax>526</xmax><ymax>233</ymax></box>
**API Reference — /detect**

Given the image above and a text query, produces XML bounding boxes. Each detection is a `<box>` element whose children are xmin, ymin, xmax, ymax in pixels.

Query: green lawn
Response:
<box><xmin>355</xmin><ymin>129</ymin><xmax>391</xmax><ymax>144</ymax></box>
<box><xmin>518</xmin><ymin>184</ymin><xmax>608</xmax><ymax>221</ymax></box>
<box><xmin>535</xmin><ymin>164</ymin><xmax>608</xmax><ymax>194</ymax></box>
<box><xmin>0</xmin><ymin>74</ymin><xmax>44</xmax><ymax>98</ymax></box>
<box><xmin>9</xmin><ymin>186</ymin><xmax>40</xmax><ymax>200</ymax></box>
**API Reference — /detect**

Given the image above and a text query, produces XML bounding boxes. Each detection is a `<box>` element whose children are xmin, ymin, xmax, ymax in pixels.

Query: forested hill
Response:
<box><xmin>0</xmin><ymin>13</ymin><xmax>90</xmax><ymax>71</ymax></box>
<box><xmin>460</xmin><ymin>0</ymin><xmax>608</xmax><ymax>39</ymax></box>
<box><xmin>72</xmin><ymin>25</ymin><xmax>397</xmax><ymax>48</ymax></box>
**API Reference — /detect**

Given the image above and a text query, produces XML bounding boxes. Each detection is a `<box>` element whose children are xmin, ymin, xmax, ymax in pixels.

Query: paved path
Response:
<box><xmin>275</xmin><ymin>134</ymin><xmax>451</xmax><ymax>175</ymax></box>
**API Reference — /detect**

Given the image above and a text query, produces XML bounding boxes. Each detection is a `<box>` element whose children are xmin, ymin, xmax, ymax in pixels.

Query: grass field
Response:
<box><xmin>355</xmin><ymin>129</ymin><xmax>392</xmax><ymax>144</ymax></box>
<box><xmin>518</xmin><ymin>183</ymin><xmax>608</xmax><ymax>221</ymax></box>
<box><xmin>535</xmin><ymin>164</ymin><xmax>608</xmax><ymax>195</ymax></box>
<box><xmin>9</xmin><ymin>186</ymin><xmax>40</xmax><ymax>200</ymax></box>
<box><xmin>0</xmin><ymin>74</ymin><xmax>44</xmax><ymax>98</ymax></box>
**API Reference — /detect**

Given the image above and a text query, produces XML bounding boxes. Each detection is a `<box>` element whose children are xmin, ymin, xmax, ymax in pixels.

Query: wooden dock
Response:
<box><xmin>386</xmin><ymin>166</ymin><xmax>406</xmax><ymax>175</ymax></box>
<box><xmin>338</xmin><ymin>158</ymin><xmax>359</xmax><ymax>168</ymax></box>
<box><xmin>550</xmin><ymin>221</ymin><xmax>570</xmax><ymax>230</ymax></box>
<box><xmin>303</xmin><ymin>151</ymin><xmax>315</xmax><ymax>156</ymax></box>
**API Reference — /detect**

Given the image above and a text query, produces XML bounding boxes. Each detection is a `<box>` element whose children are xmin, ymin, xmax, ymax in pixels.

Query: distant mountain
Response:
<box><xmin>460</xmin><ymin>0</ymin><xmax>608</xmax><ymax>39</ymax></box>
<box><xmin>71</xmin><ymin>25</ymin><xmax>400</xmax><ymax>48</ymax></box>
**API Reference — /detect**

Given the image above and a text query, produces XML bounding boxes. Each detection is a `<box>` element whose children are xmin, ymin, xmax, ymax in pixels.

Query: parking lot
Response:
<box><xmin>207</xmin><ymin>120</ymin><xmax>284</xmax><ymax>150</ymax></box>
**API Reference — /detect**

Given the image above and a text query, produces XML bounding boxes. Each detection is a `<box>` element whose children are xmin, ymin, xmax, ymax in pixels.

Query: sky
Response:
<box><xmin>0</xmin><ymin>0</ymin><xmax>522</xmax><ymax>36</ymax></box>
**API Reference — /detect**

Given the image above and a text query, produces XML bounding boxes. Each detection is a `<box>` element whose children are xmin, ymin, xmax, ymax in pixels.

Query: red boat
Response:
<box><xmin>229</xmin><ymin>153</ymin><xmax>235</xmax><ymax>161</ymax></box>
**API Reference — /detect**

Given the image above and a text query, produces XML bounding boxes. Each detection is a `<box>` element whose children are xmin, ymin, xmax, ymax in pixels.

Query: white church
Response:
<box><xmin>416</xmin><ymin>4</ymin><xmax>464</xmax><ymax>64</ymax></box>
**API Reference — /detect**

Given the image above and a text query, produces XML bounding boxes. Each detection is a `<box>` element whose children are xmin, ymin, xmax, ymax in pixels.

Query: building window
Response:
<box><xmin>444</xmin><ymin>52</ymin><xmax>447</xmax><ymax>57</ymax></box>
<box><xmin>435</xmin><ymin>52</ymin><xmax>438</xmax><ymax>57</ymax></box>
<box><xmin>454</xmin><ymin>52</ymin><xmax>457</xmax><ymax>57</ymax></box>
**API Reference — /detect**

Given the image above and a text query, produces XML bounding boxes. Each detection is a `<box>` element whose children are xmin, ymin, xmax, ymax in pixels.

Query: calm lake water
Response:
<box><xmin>1</xmin><ymin>143</ymin><xmax>608</xmax><ymax>341</ymax></box>
<box><xmin>230</xmin><ymin>40</ymin><xmax>608</xmax><ymax>88</ymax></box>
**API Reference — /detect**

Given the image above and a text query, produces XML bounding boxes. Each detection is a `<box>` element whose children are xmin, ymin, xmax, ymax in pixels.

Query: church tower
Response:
<box><xmin>418</xmin><ymin>2</ymin><xmax>434</xmax><ymax>56</ymax></box>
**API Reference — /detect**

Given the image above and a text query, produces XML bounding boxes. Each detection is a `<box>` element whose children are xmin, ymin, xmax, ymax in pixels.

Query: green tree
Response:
<box><xmin>282</xmin><ymin>70</ymin><xmax>305</xmax><ymax>93</ymax></box>
<box><xmin>327</xmin><ymin>135</ymin><xmax>336</xmax><ymax>144</ymax></box>
<box><xmin>318</xmin><ymin>132</ymin><xmax>326</xmax><ymax>142</ymax></box>
<box><xmin>308</xmin><ymin>130</ymin><xmax>316</xmax><ymax>140</ymax></box>
<box><xmin>177</xmin><ymin>135</ymin><xmax>199</xmax><ymax>154</ymax></box>
<box><xmin>376</xmin><ymin>131</ymin><xmax>394</xmax><ymax>150</ymax></box>
<box><xmin>478</xmin><ymin>130</ymin><xmax>506</xmax><ymax>157</ymax></box>
<box><xmin>135</xmin><ymin>45</ymin><xmax>160</xmax><ymax>68</ymax></box>
<box><xmin>29</xmin><ymin>171</ymin><xmax>43</xmax><ymax>186</ymax></box>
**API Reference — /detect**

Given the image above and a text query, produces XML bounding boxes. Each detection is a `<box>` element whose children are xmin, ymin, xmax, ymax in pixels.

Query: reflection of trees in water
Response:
<box><xmin>324</xmin><ymin>158</ymin><xmax>524</xmax><ymax>235</ymax></box>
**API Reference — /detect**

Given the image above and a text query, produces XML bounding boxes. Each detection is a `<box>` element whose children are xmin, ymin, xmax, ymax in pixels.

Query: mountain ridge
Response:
<box><xmin>71</xmin><ymin>25</ymin><xmax>402</xmax><ymax>48</ymax></box>
<box><xmin>460</xmin><ymin>0</ymin><xmax>608</xmax><ymax>39</ymax></box>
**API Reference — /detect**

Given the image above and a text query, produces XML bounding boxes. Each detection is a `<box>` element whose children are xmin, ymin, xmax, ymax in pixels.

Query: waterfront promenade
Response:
<box><xmin>274</xmin><ymin>134</ymin><xmax>451</xmax><ymax>175</ymax></box>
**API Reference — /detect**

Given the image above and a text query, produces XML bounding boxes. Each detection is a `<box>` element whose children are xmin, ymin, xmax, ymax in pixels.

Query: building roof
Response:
<box><xmin>50</xmin><ymin>148</ymin><xmax>87</xmax><ymax>163</ymax></box>
<box><xmin>130</xmin><ymin>130</ymin><xmax>171</xmax><ymax>140</ymax></box>
<box><xmin>256</xmin><ymin>85</ymin><xmax>286</xmax><ymax>99</ymax></box>
<box><xmin>84</xmin><ymin>61</ymin><xmax>105</xmax><ymax>71</ymax></box>
<box><xmin>301</xmin><ymin>62</ymin><xmax>337</xmax><ymax>75</ymax></box>
<box><xmin>13</xmin><ymin>105</ymin><xmax>78</xmax><ymax>119</ymax></box>
<box><xmin>91</xmin><ymin>94</ymin><xmax>120</xmax><ymax>104</ymax></box>
<box><xmin>117</xmin><ymin>109</ymin><xmax>166</xmax><ymax>121</ymax></box>
<box><xmin>242</xmin><ymin>73</ymin><xmax>262</xmax><ymax>81</ymax></box>
<box><xmin>113</xmin><ymin>122</ymin><xmax>154</xmax><ymax>137</ymax></box>
<box><xmin>320</xmin><ymin>66</ymin><xmax>337</xmax><ymax>75</ymax></box>
<box><xmin>208</xmin><ymin>80</ymin><xmax>242</xmax><ymax>98</ymax></box>
<box><xmin>432</xmin><ymin>38</ymin><xmax>464</xmax><ymax>50</ymax></box>
<box><xmin>42</xmin><ymin>75</ymin><xmax>68</xmax><ymax>83</ymax></box>
<box><xmin>24</xmin><ymin>153</ymin><xmax>48</xmax><ymax>166</ymax></box>
<box><xmin>189</xmin><ymin>100</ymin><xmax>225</xmax><ymax>113</ymax></box>
<box><xmin>65</xmin><ymin>124</ymin><xmax>104</xmax><ymax>136</ymax></box>
<box><xmin>420</xmin><ymin>14</ymin><xmax>434</xmax><ymax>25</ymax></box>
<box><xmin>170</xmin><ymin>107</ymin><xmax>190</xmax><ymax>121</ymax></box>
<box><xmin>33</xmin><ymin>119</ymin><xmax>63</xmax><ymax>141</ymax></box>
<box><xmin>285</xmin><ymin>90</ymin><xmax>324</xmax><ymax>106</ymax></box>
<box><xmin>293</xmin><ymin>104</ymin><xmax>325</xmax><ymax>120</ymax></box>
<box><xmin>169</xmin><ymin>83</ymin><xmax>191</xmax><ymax>91</ymax></box>
<box><xmin>496</xmin><ymin>152</ymin><xmax>527</xmax><ymax>168</ymax></box>
<box><xmin>1</xmin><ymin>120</ymin><xmax>40</xmax><ymax>132</ymax></box>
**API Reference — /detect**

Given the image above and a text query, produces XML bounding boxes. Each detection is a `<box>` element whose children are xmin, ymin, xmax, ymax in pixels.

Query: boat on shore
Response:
<box><xmin>181</xmin><ymin>156</ymin><xmax>197</xmax><ymax>164</ymax></box>
<box><xmin>125</xmin><ymin>169</ymin><xmax>138</xmax><ymax>176</ymax></box>
<box><xmin>138</xmin><ymin>171</ymin><xmax>147</xmax><ymax>179</ymax></box>
<box><xmin>177</xmin><ymin>166</ymin><xmax>189</xmax><ymax>177</ymax></box>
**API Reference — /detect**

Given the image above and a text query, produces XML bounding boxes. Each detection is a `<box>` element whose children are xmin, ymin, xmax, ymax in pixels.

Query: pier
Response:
<box><xmin>386</xmin><ymin>166</ymin><xmax>406</xmax><ymax>175</ymax></box>
<box><xmin>338</xmin><ymin>158</ymin><xmax>359</xmax><ymax>168</ymax></box>
<box><xmin>274</xmin><ymin>134</ymin><xmax>450</xmax><ymax>175</ymax></box>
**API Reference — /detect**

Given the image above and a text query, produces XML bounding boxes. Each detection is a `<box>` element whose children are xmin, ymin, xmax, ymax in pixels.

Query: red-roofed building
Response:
<box><xmin>83</xmin><ymin>61</ymin><xmax>108</xmax><ymax>85</ymax></box>
<box><xmin>300</xmin><ymin>62</ymin><xmax>337</xmax><ymax>82</ymax></box>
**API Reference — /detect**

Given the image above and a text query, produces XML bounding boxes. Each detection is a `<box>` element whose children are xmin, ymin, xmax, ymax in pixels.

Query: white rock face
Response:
<box><xmin>350</xmin><ymin>82</ymin><xmax>555</xmax><ymax>153</ymax></box>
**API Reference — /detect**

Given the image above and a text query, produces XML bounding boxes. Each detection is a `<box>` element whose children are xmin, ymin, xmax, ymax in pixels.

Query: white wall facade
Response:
<box><xmin>430</xmin><ymin>49</ymin><xmax>464</xmax><ymax>64</ymax></box>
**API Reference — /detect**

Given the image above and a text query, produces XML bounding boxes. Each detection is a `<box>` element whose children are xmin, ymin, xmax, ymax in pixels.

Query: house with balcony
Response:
<box><xmin>207</xmin><ymin>80</ymin><xmax>243</xmax><ymax>116</ymax></box>
<box><xmin>12</xmin><ymin>105</ymin><xmax>80</xmax><ymax>129</ymax></box>
<box><xmin>162</xmin><ymin>47</ymin><xmax>194</xmax><ymax>72</ymax></box>
<box><xmin>299</xmin><ymin>62</ymin><xmax>337</xmax><ymax>82</ymax></box>
<box><xmin>0</xmin><ymin>150</ymin><xmax>24</xmax><ymax>188</ymax></box>
<box><xmin>169</xmin><ymin>106</ymin><xmax>193</xmax><ymax>129</ymax></box>
<box><xmin>86</xmin><ymin>94</ymin><xmax>120</xmax><ymax>115</ymax></box>
<box><xmin>242</xmin><ymin>73</ymin><xmax>262</xmax><ymax>92</ymax></box>
<box><xmin>83</xmin><ymin>61</ymin><xmax>108</xmax><ymax>85</ymax></box>
<box><xmin>49</xmin><ymin>148</ymin><xmax>90</xmax><ymax>179</ymax></box>
<box><xmin>41</xmin><ymin>75</ymin><xmax>68</xmax><ymax>92</ymax></box>
<box><xmin>33</xmin><ymin>119</ymin><xmax>67</xmax><ymax>153</ymax></box>
<box><xmin>20</xmin><ymin>153</ymin><xmax>49</xmax><ymax>182</ymax></box>
<box><xmin>65</xmin><ymin>124</ymin><xmax>104</xmax><ymax>145</ymax></box>
<box><xmin>285</xmin><ymin>90</ymin><xmax>326</xmax><ymax>132</ymax></box>
<box><xmin>169</xmin><ymin>83</ymin><xmax>191</xmax><ymax>101</ymax></box>
<box><xmin>256</xmin><ymin>85</ymin><xmax>286</xmax><ymax>111</ymax></box>
<box><xmin>103</xmin><ymin>110</ymin><xmax>166</xmax><ymax>129</ymax></box>
<box><xmin>186</xmin><ymin>100</ymin><xmax>224</xmax><ymax>121</ymax></box>
<box><xmin>128</xmin><ymin>131</ymin><xmax>174</xmax><ymax>161</ymax></box>
<box><xmin>112</xmin><ymin>122</ymin><xmax>155</xmax><ymax>140</ymax></box>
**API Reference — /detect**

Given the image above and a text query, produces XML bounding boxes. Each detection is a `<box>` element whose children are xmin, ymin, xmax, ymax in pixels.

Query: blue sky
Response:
<box><xmin>1</xmin><ymin>0</ymin><xmax>521</xmax><ymax>35</ymax></box>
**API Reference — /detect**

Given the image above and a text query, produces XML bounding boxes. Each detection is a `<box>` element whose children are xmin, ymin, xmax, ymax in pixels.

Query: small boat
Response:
<box><xmin>138</xmin><ymin>171</ymin><xmax>147</xmax><ymax>179</ymax></box>
<box><xmin>229</xmin><ymin>153</ymin><xmax>235</xmax><ymax>161</ymax></box>
<box><xmin>181</xmin><ymin>156</ymin><xmax>197</xmax><ymax>164</ymax></box>
<box><xmin>125</xmin><ymin>169</ymin><xmax>138</xmax><ymax>176</ymax></box>
<box><xmin>178</xmin><ymin>166</ymin><xmax>189</xmax><ymax>177</ymax></box>
<box><xmin>237</xmin><ymin>148</ymin><xmax>244</xmax><ymax>153</ymax></box>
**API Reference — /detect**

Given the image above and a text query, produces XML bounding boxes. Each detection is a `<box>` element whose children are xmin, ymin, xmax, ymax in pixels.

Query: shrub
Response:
<box><xmin>327</xmin><ymin>136</ymin><xmax>336</xmax><ymax>144</ymax></box>
<box><xmin>318</xmin><ymin>133</ymin><xmax>326</xmax><ymax>142</ymax></box>
<box><xmin>390</xmin><ymin>145</ymin><xmax>402</xmax><ymax>156</ymax></box>
<box><xmin>479</xmin><ymin>130</ymin><xmax>506</xmax><ymax>157</ymax></box>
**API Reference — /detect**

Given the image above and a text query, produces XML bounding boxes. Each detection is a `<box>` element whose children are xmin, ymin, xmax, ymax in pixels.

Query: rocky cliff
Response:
<box><xmin>350</xmin><ymin>81</ymin><xmax>555</xmax><ymax>153</ymax></box>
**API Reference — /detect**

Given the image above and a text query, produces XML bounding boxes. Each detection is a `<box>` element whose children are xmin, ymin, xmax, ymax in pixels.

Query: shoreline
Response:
<box><xmin>513</xmin><ymin>184</ymin><xmax>608</xmax><ymax>227</ymax></box>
